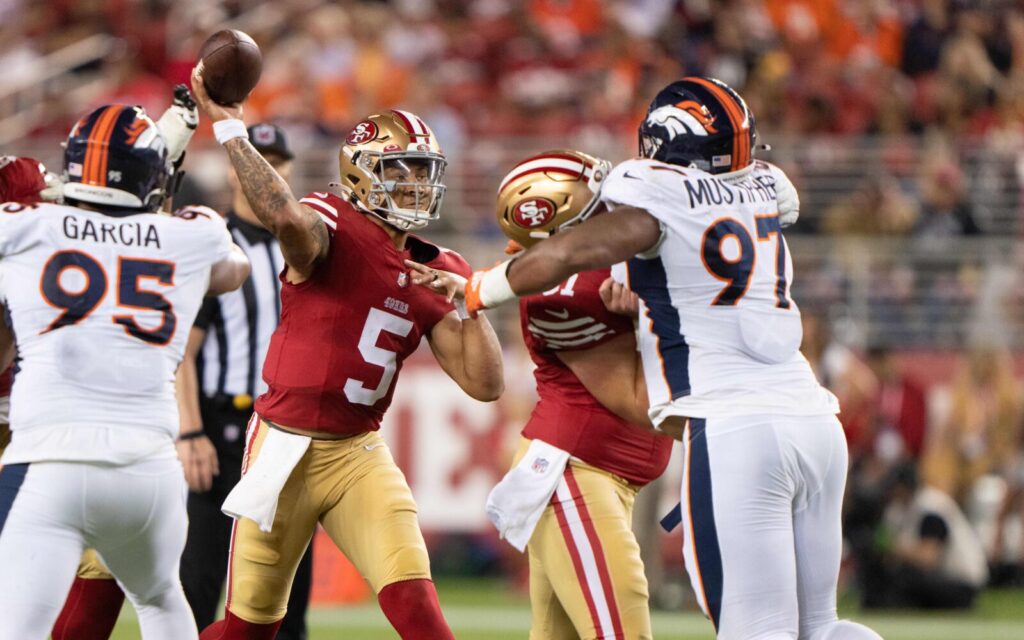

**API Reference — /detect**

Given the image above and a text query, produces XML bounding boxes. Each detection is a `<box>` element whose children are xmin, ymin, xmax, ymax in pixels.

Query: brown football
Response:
<box><xmin>197</xmin><ymin>29</ymin><xmax>262</xmax><ymax>105</ymax></box>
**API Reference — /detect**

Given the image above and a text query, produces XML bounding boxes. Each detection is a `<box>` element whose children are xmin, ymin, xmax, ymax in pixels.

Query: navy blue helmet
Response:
<box><xmin>638</xmin><ymin>77</ymin><xmax>757</xmax><ymax>175</ymax></box>
<box><xmin>62</xmin><ymin>104</ymin><xmax>170</xmax><ymax>212</ymax></box>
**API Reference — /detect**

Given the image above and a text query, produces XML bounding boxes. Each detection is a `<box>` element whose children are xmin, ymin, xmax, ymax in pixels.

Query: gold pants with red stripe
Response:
<box><xmin>226</xmin><ymin>417</ymin><xmax>431</xmax><ymax>624</ymax></box>
<box><xmin>515</xmin><ymin>439</ymin><xmax>654</xmax><ymax>640</ymax></box>
<box><xmin>1</xmin><ymin>423</ymin><xmax>116</xmax><ymax>582</ymax></box>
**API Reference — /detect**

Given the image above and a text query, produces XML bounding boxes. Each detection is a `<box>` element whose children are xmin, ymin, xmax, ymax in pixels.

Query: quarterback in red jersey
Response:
<box><xmin>191</xmin><ymin>68</ymin><xmax>503</xmax><ymax>640</ymax></box>
<box><xmin>438</xmin><ymin>150</ymin><xmax>672</xmax><ymax>639</ymax></box>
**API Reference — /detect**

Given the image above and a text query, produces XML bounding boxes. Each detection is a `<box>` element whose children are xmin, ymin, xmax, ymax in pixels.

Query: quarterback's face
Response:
<box><xmin>381</xmin><ymin>159</ymin><xmax>433</xmax><ymax>212</ymax></box>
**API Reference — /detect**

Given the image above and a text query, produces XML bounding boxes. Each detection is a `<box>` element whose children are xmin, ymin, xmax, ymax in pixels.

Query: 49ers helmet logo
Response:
<box><xmin>346</xmin><ymin>121</ymin><xmax>378</xmax><ymax>145</ymax></box>
<box><xmin>511</xmin><ymin>197</ymin><xmax>556</xmax><ymax>228</ymax></box>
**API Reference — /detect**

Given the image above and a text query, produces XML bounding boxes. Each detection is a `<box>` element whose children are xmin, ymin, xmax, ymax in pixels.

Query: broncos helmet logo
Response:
<box><xmin>645</xmin><ymin>101</ymin><xmax>718</xmax><ymax>140</ymax></box>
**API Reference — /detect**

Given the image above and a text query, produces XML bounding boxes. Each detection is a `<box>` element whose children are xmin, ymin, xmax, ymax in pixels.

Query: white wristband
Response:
<box><xmin>213</xmin><ymin>119</ymin><xmax>248</xmax><ymax>145</ymax></box>
<box><xmin>478</xmin><ymin>259</ymin><xmax>517</xmax><ymax>308</ymax></box>
<box><xmin>454</xmin><ymin>299</ymin><xmax>471</xmax><ymax>321</ymax></box>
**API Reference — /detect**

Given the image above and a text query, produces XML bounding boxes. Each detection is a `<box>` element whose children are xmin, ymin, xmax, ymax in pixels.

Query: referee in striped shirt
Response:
<box><xmin>175</xmin><ymin>123</ymin><xmax>311</xmax><ymax>639</ymax></box>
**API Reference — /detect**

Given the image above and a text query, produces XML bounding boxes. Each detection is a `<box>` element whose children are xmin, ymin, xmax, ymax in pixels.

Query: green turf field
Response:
<box><xmin>110</xmin><ymin>579</ymin><xmax>1024</xmax><ymax>639</ymax></box>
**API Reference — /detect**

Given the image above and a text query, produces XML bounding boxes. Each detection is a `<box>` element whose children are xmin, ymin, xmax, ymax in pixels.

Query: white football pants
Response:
<box><xmin>0</xmin><ymin>455</ymin><xmax>197</xmax><ymax>639</ymax></box>
<box><xmin>679</xmin><ymin>414</ymin><xmax>882</xmax><ymax>640</ymax></box>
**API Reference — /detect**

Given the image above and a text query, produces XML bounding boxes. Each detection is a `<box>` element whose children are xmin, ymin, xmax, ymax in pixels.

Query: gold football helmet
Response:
<box><xmin>496</xmin><ymin>149</ymin><xmax>612</xmax><ymax>249</ymax></box>
<box><xmin>337</xmin><ymin>110</ymin><xmax>446</xmax><ymax>231</ymax></box>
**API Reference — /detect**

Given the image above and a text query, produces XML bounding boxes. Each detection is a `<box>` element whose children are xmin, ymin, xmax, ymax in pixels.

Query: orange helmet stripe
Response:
<box><xmin>93</xmin><ymin>104</ymin><xmax>127</xmax><ymax>187</ymax></box>
<box><xmin>82</xmin><ymin>105</ymin><xmax>122</xmax><ymax>185</ymax></box>
<box><xmin>687</xmin><ymin>78</ymin><xmax>749</xmax><ymax>171</ymax></box>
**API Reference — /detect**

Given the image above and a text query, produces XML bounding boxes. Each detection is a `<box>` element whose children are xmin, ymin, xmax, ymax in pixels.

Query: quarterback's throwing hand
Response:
<box><xmin>404</xmin><ymin>260</ymin><xmax>466</xmax><ymax>302</ymax></box>
<box><xmin>599</xmin><ymin>277</ymin><xmax>640</xmax><ymax>317</ymax></box>
<box><xmin>190</xmin><ymin>66</ymin><xmax>243</xmax><ymax>123</ymax></box>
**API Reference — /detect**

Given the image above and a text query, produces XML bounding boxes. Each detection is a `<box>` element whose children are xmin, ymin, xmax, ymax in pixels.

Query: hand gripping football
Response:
<box><xmin>196</xmin><ymin>29</ymin><xmax>262</xmax><ymax>105</ymax></box>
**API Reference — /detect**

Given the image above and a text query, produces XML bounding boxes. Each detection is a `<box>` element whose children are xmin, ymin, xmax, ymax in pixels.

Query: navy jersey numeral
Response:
<box><xmin>39</xmin><ymin>251</ymin><xmax>177</xmax><ymax>345</ymax></box>
<box><xmin>700</xmin><ymin>215</ymin><xmax>791</xmax><ymax>308</ymax></box>
<box><xmin>114</xmin><ymin>259</ymin><xmax>176</xmax><ymax>345</ymax></box>
<box><xmin>40</xmin><ymin>250</ymin><xmax>108</xmax><ymax>332</ymax></box>
<box><xmin>701</xmin><ymin>218</ymin><xmax>755</xmax><ymax>306</ymax></box>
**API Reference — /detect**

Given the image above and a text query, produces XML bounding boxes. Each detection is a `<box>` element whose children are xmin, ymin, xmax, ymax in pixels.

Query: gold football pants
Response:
<box><xmin>226</xmin><ymin>417</ymin><xmax>431</xmax><ymax>624</ymax></box>
<box><xmin>515</xmin><ymin>439</ymin><xmax>654</xmax><ymax>640</ymax></box>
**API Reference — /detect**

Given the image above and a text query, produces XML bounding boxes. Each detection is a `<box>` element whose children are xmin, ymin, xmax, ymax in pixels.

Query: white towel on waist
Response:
<box><xmin>485</xmin><ymin>438</ymin><xmax>570</xmax><ymax>552</ymax></box>
<box><xmin>221</xmin><ymin>427</ymin><xmax>311</xmax><ymax>533</ymax></box>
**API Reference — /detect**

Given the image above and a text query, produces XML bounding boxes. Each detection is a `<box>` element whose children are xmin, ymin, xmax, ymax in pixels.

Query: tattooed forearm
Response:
<box><xmin>224</xmin><ymin>138</ymin><xmax>294</xmax><ymax>229</ymax></box>
<box><xmin>223</xmin><ymin>138</ymin><xmax>326</xmax><ymax>274</ymax></box>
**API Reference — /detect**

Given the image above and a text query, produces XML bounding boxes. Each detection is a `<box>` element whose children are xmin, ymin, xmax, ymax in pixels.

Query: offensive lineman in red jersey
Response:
<box><xmin>191</xmin><ymin>67</ymin><xmax>503</xmax><ymax>639</ymax></box>
<box><xmin>417</xmin><ymin>151</ymin><xmax>672</xmax><ymax>639</ymax></box>
<box><xmin>0</xmin><ymin>156</ymin><xmax>57</xmax><ymax>443</ymax></box>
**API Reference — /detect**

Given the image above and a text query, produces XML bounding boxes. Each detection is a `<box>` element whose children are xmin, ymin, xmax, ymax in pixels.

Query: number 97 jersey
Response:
<box><xmin>0</xmin><ymin>202</ymin><xmax>234</xmax><ymax>464</ymax></box>
<box><xmin>601</xmin><ymin>159</ymin><xmax>838</xmax><ymax>423</ymax></box>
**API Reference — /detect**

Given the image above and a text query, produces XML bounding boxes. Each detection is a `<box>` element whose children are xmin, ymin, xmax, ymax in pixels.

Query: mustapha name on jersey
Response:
<box><xmin>683</xmin><ymin>173</ymin><xmax>777</xmax><ymax>209</ymax></box>
<box><xmin>62</xmin><ymin>214</ymin><xmax>161</xmax><ymax>248</ymax></box>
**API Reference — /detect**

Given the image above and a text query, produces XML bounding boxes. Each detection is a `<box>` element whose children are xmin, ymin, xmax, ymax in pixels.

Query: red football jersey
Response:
<box><xmin>520</xmin><ymin>268</ymin><xmax>672</xmax><ymax>485</ymax></box>
<box><xmin>0</xmin><ymin>155</ymin><xmax>45</xmax><ymax>401</ymax></box>
<box><xmin>255</xmin><ymin>192</ymin><xmax>471</xmax><ymax>435</ymax></box>
<box><xmin>0</xmin><ymin>156</ymin><xmax>46</xmax><ymax>204</ymax></box>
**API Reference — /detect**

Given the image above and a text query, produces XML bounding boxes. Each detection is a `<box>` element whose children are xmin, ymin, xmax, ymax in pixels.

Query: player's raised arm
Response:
<box><xmin>190</xmin><ymin>67</ymin><xmax>328</xmax><ymax>281</ymax></box>
<box><xmin>466</xmin><ymin>205</ymin><xmax>661</xmax><ymax>314</ymax></box>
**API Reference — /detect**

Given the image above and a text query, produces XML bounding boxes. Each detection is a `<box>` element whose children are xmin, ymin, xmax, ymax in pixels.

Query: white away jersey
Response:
<box><xmin>0</xmin><ymin>201</ymin><xmax>234</xmax><ymax>463</ymax></box>
<box><xmin>602</xmin><ymin>158</ymin><xmax>838</xmax><ymax>423</ymax></box>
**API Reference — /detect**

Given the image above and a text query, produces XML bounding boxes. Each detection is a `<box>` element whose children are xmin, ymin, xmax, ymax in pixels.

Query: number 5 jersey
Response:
<box><xmin>0</xmin><ymin>202</ymin><xmax>235</xmax><ymax>464</ymax></box>
<box><xmin>255</xmin><ymin>191</ymin><xmax>471</xmax><ymax>435</ymax></box>
<box><xmin>600</xmin><ymin>158</ymin><xmax>839</xmax><ymax>424</ymax></box>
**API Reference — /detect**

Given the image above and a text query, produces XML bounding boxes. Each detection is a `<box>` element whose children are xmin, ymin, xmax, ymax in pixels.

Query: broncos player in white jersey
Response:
<box><xmin>0</xmin><ymin>104</ymin><xmax>249</xmax><ymax>640</ymax></box>
<box><xmin>462</xmin><ymin>77</ymin><xmax>882</xmax><ymax>640</ymax></box>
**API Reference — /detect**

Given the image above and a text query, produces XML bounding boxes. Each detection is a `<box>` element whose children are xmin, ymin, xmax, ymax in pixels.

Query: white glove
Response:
<box><xmin>770</xmin><ymin>163</ymin><xmax>800</xmax><ymax>228</ymax></box>
<box><xmin>40</xmin><ymin>171</ymin><xmax>63</xmax><ymax>202</ymax></box>
<box><xmin>156</xmin><ymin>84</ymin><xmax>199</xmax><ymax>165</ymax></box>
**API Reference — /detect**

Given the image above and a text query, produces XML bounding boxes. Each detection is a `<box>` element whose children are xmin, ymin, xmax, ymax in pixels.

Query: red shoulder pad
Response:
<box><xmin>0</xmin><ymin>156</ymin><xmax>46</xmax><ymax>204</ymax></box>
<box><xmin>523</xmin><ymin>269</ymin><xmax>633</xmax><ymax>352</ymax></box>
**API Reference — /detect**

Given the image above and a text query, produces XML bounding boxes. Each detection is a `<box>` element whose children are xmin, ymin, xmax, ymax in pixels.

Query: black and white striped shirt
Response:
<box><xmin>194</xmin><ymin>213</ymin><xmax>283</xmax><ymax>401</ymax></box>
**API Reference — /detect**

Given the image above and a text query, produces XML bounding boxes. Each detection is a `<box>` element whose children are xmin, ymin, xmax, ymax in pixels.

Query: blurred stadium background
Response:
<box><xmin>5</xmin><ymin>0</ymin><xmax>1024</xmax><ymax>637</ymax></box>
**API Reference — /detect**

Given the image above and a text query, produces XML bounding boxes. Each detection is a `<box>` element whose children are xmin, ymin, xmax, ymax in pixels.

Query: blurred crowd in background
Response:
<box><xmin>4</xmin><ymin>0</ymin><xmax>1024</xmax><ymax>612</ymax></box>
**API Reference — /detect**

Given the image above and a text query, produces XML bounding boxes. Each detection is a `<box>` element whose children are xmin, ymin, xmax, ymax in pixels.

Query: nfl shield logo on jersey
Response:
<box><xmin>397</xmin><ymin>271</ymin><xmax>409</xmax><ymax>288</ymax></box>
<box><xmin>530</xmin><ymin>456</ymin><xmax>549</xmax><ymax>474</ymax></box>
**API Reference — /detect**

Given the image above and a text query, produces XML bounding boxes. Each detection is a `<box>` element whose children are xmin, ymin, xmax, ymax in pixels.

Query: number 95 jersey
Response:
<box><xmin>601</xmin><ymin>159</ymin><xmax>839</xmax><ymax>422</ymax></box>
<box><xmin>0</xmin><ymin>202</ymin><xmax>234</xmax><ymax>464</ymax></box>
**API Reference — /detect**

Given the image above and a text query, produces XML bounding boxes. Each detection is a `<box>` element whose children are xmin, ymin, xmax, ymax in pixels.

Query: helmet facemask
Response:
<box><xmin>358</xmin><ymin>151</ymin><xmax>446</xmax><ymax>231</ymax></box>
<box><xmin>338</xmin><ymin>110</ymin><xmax>449</xmax><ymax>231</ymax></box>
